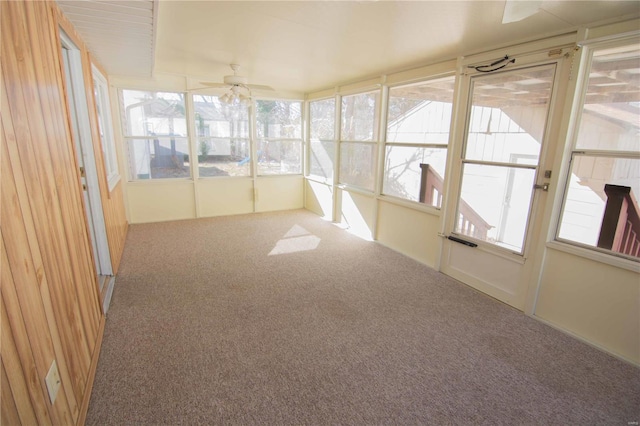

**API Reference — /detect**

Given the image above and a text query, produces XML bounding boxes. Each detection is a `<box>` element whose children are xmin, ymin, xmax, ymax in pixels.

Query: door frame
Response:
<box><xmin>60</xmin><ymin>30</ymin><xmax>113</xmax><ymax>277</ymax></box>
<box><xmin>438</xmin><ymin>43</ymin><xmax>574</xmax><ymax>310</ymax></box>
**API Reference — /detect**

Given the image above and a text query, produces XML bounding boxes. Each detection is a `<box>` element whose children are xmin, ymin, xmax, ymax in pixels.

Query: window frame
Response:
<box><xmin>382</xmin><ymin>74</ymin><xmax>457</xmax><ymax>208</ymax></box>
<box><xmin>92</xmin><ymin>64</ymin><xmax>120</xmax><ymax>191</ymax></box>
<box><xmin>119</xmin><ymin>89</ymin><xmax>191</xmax><ymax>181</ymax></box>
<box><xmin>191</xmin><ymin>93</ymin><xmax>252</xmax><ymax>179</ymax></box>
<box><xmin>307</xmin><ymin>97</ymin><xmax>337</xmax><ymax>184</ymax></box>
<box><xmin>254</xmin><ymin>98</ymin><xmax>304</xmax><ymax>177</ymax></box>
<box><xmin>553</xmin><ymin>36</ymin><xmax>640</xmax><ymax>265</ymax></box>
<box><xmin>338</xmin><ymin>89</ymin><xmax>381</xmax><ymax>192</ymax></box>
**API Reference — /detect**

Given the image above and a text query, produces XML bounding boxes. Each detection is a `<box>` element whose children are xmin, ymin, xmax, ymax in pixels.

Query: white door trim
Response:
<box><xmin>60</xmin><ymin>30</ymin><xmax>113</xmax><ymax>276</ymax></box>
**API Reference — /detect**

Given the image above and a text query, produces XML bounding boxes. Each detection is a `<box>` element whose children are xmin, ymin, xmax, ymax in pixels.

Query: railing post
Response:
<box><xmin>597</xmin><ymin>184</ymin><xmax>631</xmax><ymax>251</ymax></box>
<box><xmin>419</xmin><ymin>163</ymin><xmax>431</xmax><ymax>204</ymax></box>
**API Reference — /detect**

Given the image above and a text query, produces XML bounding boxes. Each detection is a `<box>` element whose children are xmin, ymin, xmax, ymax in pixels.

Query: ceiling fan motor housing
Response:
<box><xmin>224</xmin><ymin>75</ymin><xmax>248</xmax><ymax>86</ymax></box>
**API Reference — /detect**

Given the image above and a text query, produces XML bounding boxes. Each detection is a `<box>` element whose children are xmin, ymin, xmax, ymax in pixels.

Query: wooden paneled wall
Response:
<box><xmin>1</xmin><ymin>1</ymin><xmax>128</xmax><ymax>424</ymax></box>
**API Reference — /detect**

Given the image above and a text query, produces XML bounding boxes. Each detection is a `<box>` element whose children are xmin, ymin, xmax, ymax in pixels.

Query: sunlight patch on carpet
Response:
<box><xmin>269</xmin><ymin>225</ymin><xmax>321</xmax><ymax>255</ymax></box>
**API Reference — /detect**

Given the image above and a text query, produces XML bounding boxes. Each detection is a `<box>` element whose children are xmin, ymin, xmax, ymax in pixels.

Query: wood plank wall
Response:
<box><xmin>1</xmin><ymin>1</ymin><xmax>128</xmax><ymax>424</ymax></box>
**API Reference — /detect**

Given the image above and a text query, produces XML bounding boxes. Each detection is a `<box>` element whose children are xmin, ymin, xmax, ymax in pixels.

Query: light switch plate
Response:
<box><xmin>45</xmin><ymin>360</ymin><xmax>61</xmax><ymax>404</ymax></box>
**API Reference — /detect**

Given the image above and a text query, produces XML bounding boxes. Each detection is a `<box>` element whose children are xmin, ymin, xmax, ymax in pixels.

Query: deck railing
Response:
<box><xmin>420</xmin><ymin>163</ymin><xmax>493</xmax><ymax>239</ymax></box>
<box><xmin>597</xmin><ymin>184</ymin><xmax>640</xmax><ymax>257</ymax></box>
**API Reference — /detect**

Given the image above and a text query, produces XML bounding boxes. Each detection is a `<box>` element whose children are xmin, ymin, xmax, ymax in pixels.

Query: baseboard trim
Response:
<box><xmin>76</xmin><ymin>313</ymin><xmax>106</xmax><ymax>426</ymax></box>
<box><xmin>532</xmin><ymin>314</ymin><xmax>639</xmax><ymax>368</ymax></box>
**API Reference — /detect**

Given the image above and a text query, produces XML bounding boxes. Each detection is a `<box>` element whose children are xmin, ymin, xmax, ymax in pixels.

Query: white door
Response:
<box><xmin>60</xmin><ymin>32</ymin><xmax>113</xmax><ymax>277</ymax></box>
<box><xmin>440</xmin><ymin>59</ymin><xmax>561</xmax><ymax>310</ymax></box>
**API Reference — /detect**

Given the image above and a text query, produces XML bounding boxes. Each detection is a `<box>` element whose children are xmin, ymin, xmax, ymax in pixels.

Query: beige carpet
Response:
<box><xmin>87</xmin><ymin>209</ymin><xmax>639</xmax><ymax>425</ymax></box>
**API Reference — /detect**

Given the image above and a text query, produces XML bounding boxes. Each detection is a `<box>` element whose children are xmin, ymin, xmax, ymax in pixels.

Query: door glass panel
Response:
<box><xmin>455</xmin><ymin>64</ymin><xmax>556</xmax><ymax>254</ymax></box>
<box><xmin>455</xmin><ymin>164</ymin><xmax>536</xmax><ymax>252</ymax></box>
<box><xmin>464</xmin><ymin>66</ymin><xmax>555</xmax><ymax>164</ymax></box>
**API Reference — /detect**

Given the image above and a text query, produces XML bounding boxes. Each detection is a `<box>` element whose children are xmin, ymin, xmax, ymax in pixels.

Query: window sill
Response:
<box><xmin>305</xmin><ymin>175</ymin><xmax>333</xmax><ymax>185</ymax></box>
<box><xmin>336</xmin><ymin>184</ymin><xmax>374</xmax><ymax>196</ymax></box>
<box><xmin>127</xmin><ymin>178</ymin><xmax>193</xmax><ymax>184</ymax></box>
<box><xmin>256</xmin><ymin>173</ymin><xmax>303</xmax><ymax>178</ymax></box>
<box><xmin>377</xmin><ymin>194</ymin><xmax>441</xmax><ymax>217</ymax></box>
<box><xmin>546</xmin><ymin>240</ymin><xmax>640</xmax><ymax>273</ymax></box>
<box><xmin>198</xmin><ymin>175</ymin><xmax>252</xmax><ymax>181</ymax></box>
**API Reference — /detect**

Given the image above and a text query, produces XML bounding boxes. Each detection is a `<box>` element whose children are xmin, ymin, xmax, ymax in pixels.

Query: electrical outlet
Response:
<box><xmin>45</xmin><ymin>360</ymin><xmax>61</xmax><ymax>404</ymax></box>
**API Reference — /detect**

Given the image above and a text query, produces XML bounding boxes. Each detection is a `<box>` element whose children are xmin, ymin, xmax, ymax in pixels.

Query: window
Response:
<box><xmin>193</xmin><ymin>94</ymin><xmax>250</xmax><ymax>177</ymax></box>
<box><xmin>92</xmin><ymin>65</ymin><xmax>120</xmax><ymax>190</ymax></box>
<box><xmin>255</xmin><ymin>100</ymin><xmax>303</xmax><ymax>175</ymax></box>
<box><xmin>557</xmin><ymin>40</ymin><xmax>640</xmax><ymax>260</ymax></box>
<box><xmin>340</xmin><ymin>91</ymin><xmax>379</xmax><ymax>190</ymax></box>
<box><xmin>383</xmin><ymin>76</ymin><xmax>455</xmax><ymax>206</ymax></box>
<box><xmin>308</xmin><ymin>98</ymin><xmax>336</xmax><ymax>182</ymax></box>
<box><xmin>121</xmin><ymin>90</ymin><xmax>189</xmax><ymax>180</ymax></box>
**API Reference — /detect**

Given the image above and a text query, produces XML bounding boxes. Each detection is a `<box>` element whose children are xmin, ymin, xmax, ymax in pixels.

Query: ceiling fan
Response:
<box><xmin>199</xmin><ymin>64</ymin><xmax>274</xmax><ymax>92</ymax></box>
<box><xmin>194</xmin><ymin>64</ymin><xmax>274</xmax><ymax>106</ymax></box>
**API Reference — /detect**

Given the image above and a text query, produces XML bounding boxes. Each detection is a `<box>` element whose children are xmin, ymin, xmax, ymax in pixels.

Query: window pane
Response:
<box><xmin>257</xmin><ymin>140</ymin><xmax>302</xmax><ymax>175</ymax></box>
<box><xmin>198</xmin><ymin>138</ymin><xmax>250</xmax><ymax>177</ymax></box>
<box><xmin>93</xmin><ymin>72</ymin><xmax>119</xmax><ymax>187</ymax></box>
<box><xmin>383</xmin><ymin>146</ymin><xmax>447</xmax><ymax>206</ymax></box>
<box><xmin>339</xmin><ymin>142</ymin><xmax>376</xmax><ymax>190</ymax></box>
<box><xmin>576</xmin><ymin>45</ymin><xmax>640</xmax><ymax>151</ymax></box>
<box><xmin>464</xmin><ymin>66</ymin><xmax>555</xmax><ymax>164</ymax></box>
<box><xmin>128</xmin><ymin>137</ymin><xmax>190</xmax><ymax>179</ymax></box>
<box><xmin>193</xmin><ymin>94</ymin><xmax>249</xmax><ymax>138</ymax></box>
<box><xmin>387</xmin><ymin>77</ymin><xmax>455</xmax><ymax>144</ymax></box>
<box><xmin>122</xmin><ymin>90</ymin><xmax>186</xmax><ymax>137</ymax></box>
<box><xmin>341</xmin><ymin>92</ymin><xmax>379</xmax><ymax>141</ymax></box>
<box><xmin>310</xmin><ymin>99</ymin><xmax>335</xmax><ymax>140</ymax></box>
<box><xmin>309</xmin><ymin>141</ymin><xmax>335</xmax><ymax>181</ymax></box>
<box><xmin>558</xmin><ymin>155</ymin><xmax>640</xmax><ymax>259</ymax></box>
<box><xmin>256</xmin><ymin>100</ymin><xmax>302</xmax><ymax>139</ymax></box>
<box><xmin>455</xmin><ymin>163</ymin><xmax>536</xmax><ymax>253</ymax></box>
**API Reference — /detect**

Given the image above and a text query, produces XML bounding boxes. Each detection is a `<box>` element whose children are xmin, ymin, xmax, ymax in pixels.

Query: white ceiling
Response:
<box><xmin>57</xmin><ymin>0</ymin><xmax>157</xmax><ymax>78</ymax></box>
<box><xmin>58</xmin><ymin>1</ymin><xmax>640</xmax><ymax>94</ymax></box>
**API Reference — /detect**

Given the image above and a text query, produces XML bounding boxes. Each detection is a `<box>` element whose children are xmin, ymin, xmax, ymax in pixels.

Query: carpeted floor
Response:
<box><xmin>86</xmin><ymin>209</ymin><xmax>640</xmax><ymax>425</ymax></box>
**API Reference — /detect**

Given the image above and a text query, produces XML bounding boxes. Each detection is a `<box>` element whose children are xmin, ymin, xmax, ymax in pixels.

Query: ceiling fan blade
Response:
<box><xmin>199</xmin><ymin>82</ymin><xmax>229</xmax><ymax>88</ymax></box>
<box><xmin>246</xmin><ymin>83</ymin><xmax>274</xmax><ymax>91</ymax></box>
<box><xmin>502</xmin><ymin>0</ymin><xmax>541</xmax><ymax>24</ymax></box>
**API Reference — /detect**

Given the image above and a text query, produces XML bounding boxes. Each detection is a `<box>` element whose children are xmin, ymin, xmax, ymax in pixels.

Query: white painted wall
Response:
<box><xmin>535</xmin><ymin>248</ymin><xmax>639</xmax><ymax>363</ymax></box>
<box><xmin>197</xmin><ymin>178</ymin><xmax>254</xmax><ymax>217</ymax></box>
<box><xmin>127</xmin><ymin>181</ymin><xmax>196</xmax><ymax>223</ymax></box>
<box><xmin>255</xmin><ymin>176</ymin><xmax>304</xmax><ymax>213</ymax></box>
<box><xmin>337</xmin><ymin>188</ymin><xmax>376</xmax><ymax>240</ymax></box>
<box><xmin>376</xmin><ymin>201</ymin><xmax>440</xmax><ymax>268</ymax></box>
<box><xmin>305</xmin><ymin>180</ymin><xmax>333</xmax><ymax>219</ymax></box>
